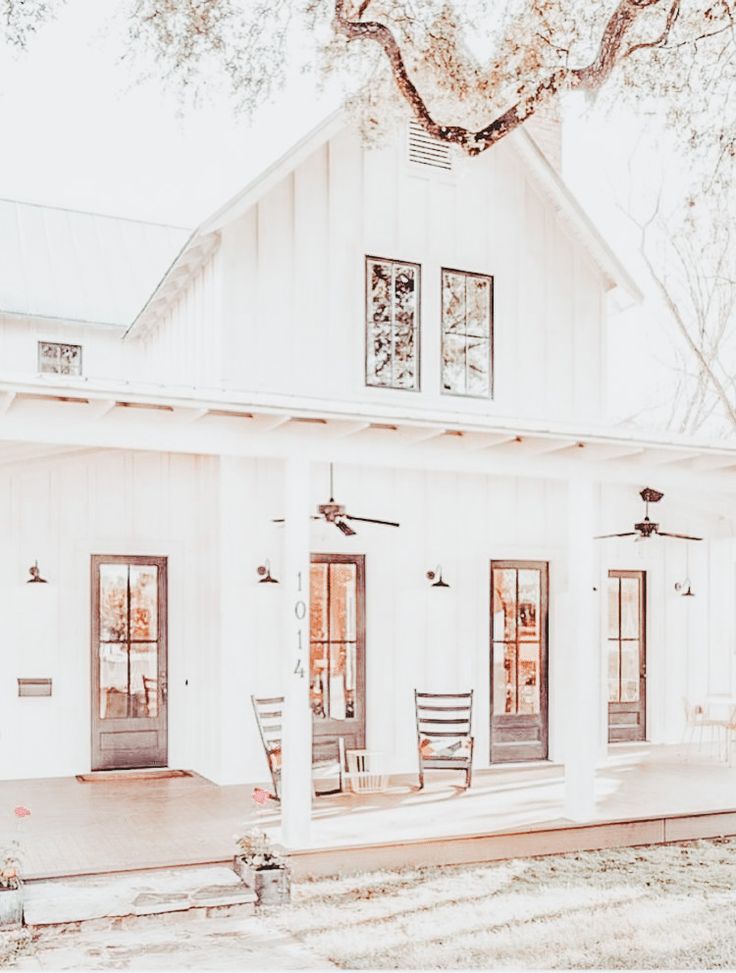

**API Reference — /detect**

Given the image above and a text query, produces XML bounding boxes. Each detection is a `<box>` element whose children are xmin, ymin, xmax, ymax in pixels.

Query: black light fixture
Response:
<box><xmin>674</xmin><ymin>543</ymin><xmax>696</xmax><ymax>597</ymax></box>
<box><xmin>257</xmin><ymin>560</ymin><xmax>279</xmax><ymax>584</ymax></box>
<box><xmin>426</xmin><ymin>565</ymin><xmax>450</xmax><ymax>588</ymax></box>
<box><xmin>27</xmin><ymin>561</ymin><xmax>48</xmax><ymax>584</ymax></box>
<box><xmin>675</xmin><ymin>579</ymin><xmax>695</xmax><ymax>598</ymax></box>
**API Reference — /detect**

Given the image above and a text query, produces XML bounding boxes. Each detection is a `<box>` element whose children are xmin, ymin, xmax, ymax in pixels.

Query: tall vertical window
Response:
<box><xmin>365</xmin><ymin>256</ymin><xmax>420</xmax><ymax>390</ymax></box>
<box><xmin>38</xmin><ymin>341</ymin><xmax>82</xmax><ymax>376</ymax></box>
<box><xmin>441</xmin><ymin>269</ymin><xmax>493</xmax><ymax>397</ymax></box>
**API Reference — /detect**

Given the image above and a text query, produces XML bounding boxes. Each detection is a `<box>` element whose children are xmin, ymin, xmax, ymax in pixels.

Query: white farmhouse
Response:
<box><xmin>1</xmin><ymin>113</ymin><xmax>735</xmax><ymax>850</ymax></box>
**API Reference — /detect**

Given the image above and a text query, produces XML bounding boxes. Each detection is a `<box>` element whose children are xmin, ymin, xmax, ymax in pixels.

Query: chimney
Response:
<box><xmin>525</xmin><ymin>99</ymin><xmax>562</xmax><ymax>172</ymax></box>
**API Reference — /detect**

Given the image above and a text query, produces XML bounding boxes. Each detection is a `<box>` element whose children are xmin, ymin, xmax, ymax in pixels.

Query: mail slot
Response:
<box><xmin>17</xmin><ymin>678</ymin><xmax>52</xmax><ymax>697</ymax></box>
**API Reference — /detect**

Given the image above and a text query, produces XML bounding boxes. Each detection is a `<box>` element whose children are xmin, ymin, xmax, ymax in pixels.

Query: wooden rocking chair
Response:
<box><xmin>415</xmin><ymin>690</ymin><xmax>474</xmax><ymax>790</ymax></box>
<box><xmin>251</xmin><ymin>695</ymin><xmax>344</xmax><ymax>801</ymax></box>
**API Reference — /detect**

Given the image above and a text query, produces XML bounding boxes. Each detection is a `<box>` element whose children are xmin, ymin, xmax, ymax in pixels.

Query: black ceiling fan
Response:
<box><xmin>273</xmin><ymin>464</ymin><xmax>400</xmax><ymax>537</ymax></box>
<box><xmin>595</xmin><ymin>487</ymin><xmax>702</xmax><ymax>542</ymax></box>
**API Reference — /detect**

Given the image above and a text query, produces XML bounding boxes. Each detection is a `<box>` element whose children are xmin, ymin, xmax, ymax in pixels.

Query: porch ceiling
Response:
<box><xmin>1</xmin><ymin>376</ymin><xmax>736</xmax><ymax>495</ymax></box>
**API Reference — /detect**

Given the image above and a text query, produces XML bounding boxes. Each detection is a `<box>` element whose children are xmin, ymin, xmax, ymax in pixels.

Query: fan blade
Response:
<box><xmin>657</xmin><ymin>531</ymin><xmax>703</xmax><ymax>541</ymax></box>
<box><xmin>345</xmin><ymin>515</ymin><xmax>400</xmax><ymax>528</ymax></box>
<box><xmin>594</xmin><ymin>532</ymin><xmax>638</xmax><ymax>539</ymax></box>
<box><xmin>336</xmin><ymin>519</ymin><xmax>356</xmax><ymax>536</ymax></box>
<box><xmin>272</xmin><ymin>517</ymin><xmax>322</xmax><ymax>523</ymax></box>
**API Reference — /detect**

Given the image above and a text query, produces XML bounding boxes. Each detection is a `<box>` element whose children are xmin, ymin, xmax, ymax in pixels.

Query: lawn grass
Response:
<box><xmin>277</xmin><ymin>838</ymin><xmax>736</xmax><ymax>968</ymax></box>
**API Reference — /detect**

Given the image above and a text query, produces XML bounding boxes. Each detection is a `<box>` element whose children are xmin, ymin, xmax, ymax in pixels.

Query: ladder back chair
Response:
<box><xmin>415</xmin><ymin>690</ymin><xmax>474</xmax><ymax>790</ymax></box>
<box><xmin>251</xmin><ymin>695</ymin><xmax>344</xmax><ymax>800</ymax></box>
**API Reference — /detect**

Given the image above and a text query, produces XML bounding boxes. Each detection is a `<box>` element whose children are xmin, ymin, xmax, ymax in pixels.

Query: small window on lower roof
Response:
<box><xmin>38</xmin><ymin>342</ymin><xmax>82</xmax><ymax>376</ymax></box>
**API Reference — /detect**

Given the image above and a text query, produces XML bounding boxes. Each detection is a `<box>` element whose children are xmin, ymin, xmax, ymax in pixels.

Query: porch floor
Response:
<box><xmin>5</xmin><ymin>743</ymin><xmax>736</xmax><ymax>881</ymax></box>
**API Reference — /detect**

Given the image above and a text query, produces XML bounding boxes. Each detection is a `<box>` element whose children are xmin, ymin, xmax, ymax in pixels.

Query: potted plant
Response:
<box><xmin>233</xmin><ymin>828</ymin><xmax>290</xmax><ymax>908</ymax></box>
<box><xmin>0</xmin><ymin>845</ymin><xmax>23</xmax><ymax>930</ymax></box>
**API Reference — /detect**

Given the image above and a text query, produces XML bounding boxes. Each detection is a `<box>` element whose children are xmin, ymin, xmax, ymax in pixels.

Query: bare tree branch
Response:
<box><xmin>334</xmin><ymin>0</ymin><xmax>682</xmax><ymax>155</ymax></box>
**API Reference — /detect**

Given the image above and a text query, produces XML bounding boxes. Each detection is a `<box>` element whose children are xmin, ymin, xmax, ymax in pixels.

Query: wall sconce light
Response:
<box><xmin>256</xmin><ymin>560</ymin><xmax>279</xmax><ymax>584</ymax></box>
<box><xmin>26</xmin><ymin>561</ymin><xmax>48</xmax><ymax>584</ymax></box>
<box><xmin>426</xmin><ymin>565</ymin><xmax>450</xmax><ymax>588</ymax></box>
<box><xmin>675</xmin><ymin>579</ymin><xmax>695</xmax><ymax>598</ymax></box>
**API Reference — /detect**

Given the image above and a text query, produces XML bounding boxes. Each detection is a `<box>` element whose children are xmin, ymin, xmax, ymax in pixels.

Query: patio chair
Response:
<box><xmin>250</xmin><ymin>695</ymin><xmax>344</xmax><ymax>801</ymax></box>
<box><xmin>415</xmin><ymin>690</ymin><xmax>474</xmax><ymax>790</ymax></box>
<box><xmin>681</xmin><ymin>697</ymin><xmax>725</xmax><ymax>758</ymax></box>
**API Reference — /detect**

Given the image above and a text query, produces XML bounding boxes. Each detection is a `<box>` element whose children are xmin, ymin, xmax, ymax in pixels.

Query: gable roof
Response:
<box><xmin>0</xmin><ymin>198</ymin><xmax>191</xmax><ymax>328</ymax></box>
<box><xmin>126</xmin><ymin>110</ymin><xmax>642</xmax><ymax>338</ymax></box>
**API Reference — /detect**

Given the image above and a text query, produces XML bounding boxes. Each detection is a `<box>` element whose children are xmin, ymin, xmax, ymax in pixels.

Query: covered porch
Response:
<box><xmin>2</xmin><ymin>378</ymin><xmax>736</xmax><ymax>858</ymax></box>
<box><xmin>6</xmin><ymin>743</ymin><xmax>736</xmax><ymax>881</ymax></box>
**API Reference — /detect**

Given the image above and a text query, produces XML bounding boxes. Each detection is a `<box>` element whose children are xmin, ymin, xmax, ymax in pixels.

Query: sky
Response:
<box><xmin>0</xmin><ymin>0</ymin><xmax>688</xmax><ymax>434</ymax></box>
<box><xmin>0</xmin><ymin>0</ymin><xmax>342</xmax><ymax>226</ymax></box>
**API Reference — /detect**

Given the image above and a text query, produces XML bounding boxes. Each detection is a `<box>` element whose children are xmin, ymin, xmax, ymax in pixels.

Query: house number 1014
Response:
<box><xmin>293</xmin><ymin>568</ymin><xmax>307</xmax><ymax>677</ymax></box>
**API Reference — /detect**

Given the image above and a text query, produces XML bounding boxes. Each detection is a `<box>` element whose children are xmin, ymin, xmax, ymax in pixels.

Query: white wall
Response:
<box><xmin>126</xmin><ymin>125</ymin><xmax>608</xmax><ymax>424</ymax></box>
<box><xmin>0</xmin><ymin>449</ymin><xmax>220</xmax><ymax>781</ymax></box>
<box><xmin>0</xmin><ymin>449</ymin><xmax>729</xmax><ymax>785</ymax></box>
<box><xmin>0</xmin><ymin>313</ymin><xmax>133</xmax><ymax>383</ymax></box>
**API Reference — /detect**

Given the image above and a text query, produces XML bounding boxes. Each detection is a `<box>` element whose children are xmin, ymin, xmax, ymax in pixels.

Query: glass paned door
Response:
<box><xmin>490</xmin><ymin>561</ymin><xmax>549</xmax><ymax>762</ymax></box>
<box><xmin>91</xmin><ymin>555</ymin><xmax>168</xmax><ymax>770</ymax></box>
<box><xmin>310</xmin><ymin>554</ymin><xmax>365</xmax><ymax>760</ymax></box>
<box><xmin>608</xmin><ymin>570</ymin><xmax>646</xmax><ymax>742</ymax></box>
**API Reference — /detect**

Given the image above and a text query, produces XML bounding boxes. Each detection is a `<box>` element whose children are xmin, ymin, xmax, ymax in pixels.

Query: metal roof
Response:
<box><xmin>0</xmin><ymin>198</ymin><xmax>191</xmax><ymax>328</ymax></box>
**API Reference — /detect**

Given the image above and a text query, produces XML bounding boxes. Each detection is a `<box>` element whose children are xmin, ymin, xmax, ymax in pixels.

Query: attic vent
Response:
<box><xmin>408</xmin><ymin>121</ymin><xmax>453</xmax><ymax>171</ymax></box>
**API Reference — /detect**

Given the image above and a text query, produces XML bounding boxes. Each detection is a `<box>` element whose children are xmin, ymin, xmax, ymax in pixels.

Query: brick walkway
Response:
<box><xmin>1</xmin><ymin>743</ymin><xmax>735</xmax><ymax>879</ymax></box>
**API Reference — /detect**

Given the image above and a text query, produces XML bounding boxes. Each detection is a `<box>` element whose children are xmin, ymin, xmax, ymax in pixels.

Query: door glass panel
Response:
<box><xmin>310</xmin><ymin>560</ymin><xmax>359</xmax><ymax>723</ymax></box>
<box><xmin>493</xmin><ymin>642</ymin><xmax>514</xmax><ymax>714</ymax></box>
<box><xmin>99</xmin><ymin>565</ymin><xmax>128</xmax><ymax>642</ymax></box>
<box><xmin>608</xmin><ymin>573</ymin><xmax>643</xmax><ymax>706</ymax></box>
<box><xmin>620</xmin><ymin>641</ymin><xmax>640</xmax><ymax>702</ymax></box>
<box><xmin>492</xmin><ymin>569</ymin><xmax>516</xmax><ymax>640</ymax></box>
<box><xmin>517</xmin><ymin>642</ymin><xmax>540</xmax><ymax>715</ymax></box>
<box><xmin>310</xmin><ymin>641</ymin><xmax>329</xmax><ymax>718</ymax></box>
<box><xmin>99</xmin><ymin>643</ymin><xmax>129</xmax><ymax>719</ymax></box>
<box><xmin>330</xmin><ymin>564</ymin><xmax>356</xmax><ymax>641</ymax></box>
<box><xmin>130</xmin><ymin>566</ymin><xmax>157</xmax><ymax>640</ymax></box>
<box><xmin>608</xmin><ymin>578</ymin><xmax>620</xmax><ymax>639</ymax></box>
<box><xmin>518</xmin><ymin>570</ymin><xmax>540</xmax><ymax>641</ymax></box>
<box><xmin>620</xmin><ymin>578</ymin><xmax>640</xmax><ymax>639</ymax></box>
<box><xmin>608</xmin><ymin>640</ymin><xmax>621</xmax><ymax>702</ymax></box>
<box><xmin>310</xmin><ymin>564</ymin><xmax>328</xmax><ymax>641</ymax></box>
<box><xmin>97</xmin><ymin>562</ymin><xmax>160</xmax><ymax>721</ymax></box>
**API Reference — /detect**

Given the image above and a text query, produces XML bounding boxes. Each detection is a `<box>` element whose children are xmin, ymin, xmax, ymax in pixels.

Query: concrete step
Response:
<box><xmin>23</xmin><ymin>865</ymin><xmax>256</xmax><ymax>928</ymax></box>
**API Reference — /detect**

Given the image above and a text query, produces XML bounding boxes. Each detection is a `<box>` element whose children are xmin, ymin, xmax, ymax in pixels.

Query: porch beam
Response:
<box><xmin>280</xmin><ymin>455</ymin><xmax>313</xmax><ymax>848</ymax></box>
<box><xmin>563</xmin><ymin>478</ymin><xmax>601</xmax><ymax>822</ymax></box>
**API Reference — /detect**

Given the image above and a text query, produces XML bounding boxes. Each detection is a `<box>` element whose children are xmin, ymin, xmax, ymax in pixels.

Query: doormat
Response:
<box><xmin>76</xmin><ymin>769</ymin><xmax>193</xmax><ymax>783</ymax></box>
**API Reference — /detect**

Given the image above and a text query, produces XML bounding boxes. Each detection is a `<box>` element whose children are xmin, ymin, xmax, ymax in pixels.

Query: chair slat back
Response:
<box><xmin>252</xmin><ymin>695</ymin><xmax>284</xmax><ymax>752</ymax></box>
<box><xmin>415</xmin><ymin>691</ymin><xmax>473</xmax><ymax>739</ymax></box>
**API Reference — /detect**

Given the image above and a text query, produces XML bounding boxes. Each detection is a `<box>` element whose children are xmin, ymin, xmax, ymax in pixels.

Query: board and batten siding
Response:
<box><xmin>139</xmin><ymin>248</ymin><xmax>224</xmax><ymax>389</ymax></box>
<box><xmin>0</xmin><ymin>447</ymin><xmax>726</xmax><ymax>784</ymax></box>
<box><xmin>0</xmin><ymin>449</ymin><xmax>221</xmax><ymax>782</ymax></box>
<box><xmin>0</xmin><ymin>313</ymin><xmax>133</xmax><ymax>383</ymax></box>
<box><xmin>141</xmin><ymin>125</ymin><xmax>608</xmax><ymax>423</ymax></box>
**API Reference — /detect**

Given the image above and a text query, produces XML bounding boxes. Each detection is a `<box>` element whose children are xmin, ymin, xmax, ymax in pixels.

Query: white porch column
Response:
<box><xmin>280</xmin><ymin>456</ymin><xmax>313</xmax><ymax>847</ymax></box>
<box><xmin>563</xmin><ymin>478</ymin><xmax>601</xmax><ymax>822</ymax></box>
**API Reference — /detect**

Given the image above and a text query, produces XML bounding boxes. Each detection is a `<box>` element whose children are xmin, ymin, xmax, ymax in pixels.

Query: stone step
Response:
<box><xmin>23</xmin><ymin>865</ymin><xmax>256</xmax><ymax>927</ymax></box>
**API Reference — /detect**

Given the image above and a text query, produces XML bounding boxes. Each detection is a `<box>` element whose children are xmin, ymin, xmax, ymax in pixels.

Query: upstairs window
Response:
<box><xmin>366</xmin><ymin>257</ymin><xmax>420</xmax><ymax>391</ymax></box>
<box><xmin>38</xmin><ymin>341</ymin><xmax>82</xmax><ymax>376</ymax></box>
<box><xmin>441</xmin><ymin>269</ymin><xmax>493</xmax><ymax>397</ymax></box>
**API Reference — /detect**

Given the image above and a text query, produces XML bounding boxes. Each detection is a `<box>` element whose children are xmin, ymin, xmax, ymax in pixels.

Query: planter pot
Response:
<box><xmin>0</xmin><ymin>885</ymin><xmax>23</xmax><ymax>930</ymax></box>
<box><xmin>233</xmin><ymin>857</ymin><xmax>291</xmax><ymax>908</ymax></box>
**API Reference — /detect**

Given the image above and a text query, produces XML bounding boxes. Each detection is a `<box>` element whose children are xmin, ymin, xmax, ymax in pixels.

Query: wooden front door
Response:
<box><xmin>608</xmin><ymin>570</ymin><xmax>647</xmax><ymax>743</ymax></box>
<box><xmin>490</xmin><ymin>561</ymin><xmax>549</xmax><ymax>763</ymax></box>
<box><xmin>309</xmin><ymin>554</ymin><xmax>366</xmax><ymax>762</ymax></box>
<box><xmin>91</xmin><ymin>555</ymin><xmax>168</xmax><ymax>770</ymax></box>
